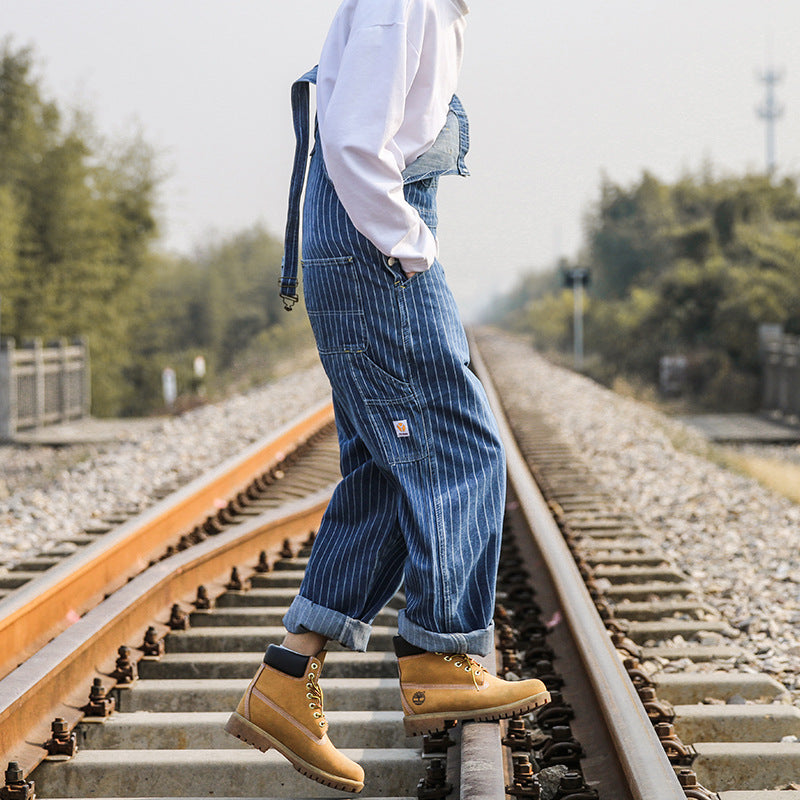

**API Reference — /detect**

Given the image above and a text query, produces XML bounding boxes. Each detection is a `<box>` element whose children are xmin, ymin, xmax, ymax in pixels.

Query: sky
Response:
<box><xmin>4</xmin><ymin>1</ymin><xmax>800</xmax><ymax>318</ymax></box>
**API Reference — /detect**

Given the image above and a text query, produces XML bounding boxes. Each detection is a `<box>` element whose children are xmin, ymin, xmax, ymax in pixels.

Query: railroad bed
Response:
<box><xmin>0</xmin><ymin>331</ymin><xmax>798</xmax><ymax>798</ymax></box>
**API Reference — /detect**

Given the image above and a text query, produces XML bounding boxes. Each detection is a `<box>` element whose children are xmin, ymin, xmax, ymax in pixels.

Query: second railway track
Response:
<box><xmin>0</xmin><ymin>331</ymin><xmax>798</xmax><ymax>798</ymax></box>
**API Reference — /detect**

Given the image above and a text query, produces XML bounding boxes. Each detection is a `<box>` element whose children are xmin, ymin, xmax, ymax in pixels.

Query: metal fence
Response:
<box><xmin>761</xmin><ymin>334</ymin><xmax>800</xmax><ymax>422</ymax></box>
<box><xmin>0</xmin><ymin>338</ymin><xmax>90</xmax><ymax>439</ymax></box>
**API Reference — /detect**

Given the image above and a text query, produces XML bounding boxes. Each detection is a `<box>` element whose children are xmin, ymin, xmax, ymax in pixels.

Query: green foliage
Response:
<box><xmin>517</xmin><ymin>290</ymin><xmax>576</xmax><ymax>352</ymax></box>
<box><xmin>484</xmin><ymin>266</ymin><xmax>563</xmax><ymax>326</ymax></box>
<box><xmin>496</xmin><ymin>169</ymin><xmax>800</xmax><ymax>411</ymax></box>
<box><xmin>0</xmin><ymin>41</ymin><xmax>308</xmax><ymax>417</ymax></box>
<box><xmin>588</xmin><ymin>172</ymin><xmax>676</xmax><ymax>298</ymax></box>
<box><xmin>124</xmin><ymin>224</ymin><xmax>310</xmax><ymax>415</ymax></box>
<box><xmin>0</xmin><ymin>40</ymin><xmax>160</xmax><ymax>415</ymax></box>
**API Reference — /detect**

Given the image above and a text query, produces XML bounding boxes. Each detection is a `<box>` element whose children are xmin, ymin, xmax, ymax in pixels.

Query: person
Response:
<box><xmin>225</xmin><ymin>0</ymin><xmax>550</xmax><ymax>793</ymax></box>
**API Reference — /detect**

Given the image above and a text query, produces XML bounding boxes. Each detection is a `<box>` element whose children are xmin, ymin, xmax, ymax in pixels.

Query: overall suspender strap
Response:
<box><xmin>279</xmin><ymin>66</ymin><xmax>318</xmax><ymax>311</ymax></box>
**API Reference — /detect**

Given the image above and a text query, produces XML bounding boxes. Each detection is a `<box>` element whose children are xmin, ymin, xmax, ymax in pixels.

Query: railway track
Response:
<box><xmin>475</xmin><ymin>329</ymin><xmax>800</xmax><ymax>800</ymax></box>
<box><xmin>0</xmin><ymin>334</ymin><xmax>798</xmax><ymax>798</ymax></box>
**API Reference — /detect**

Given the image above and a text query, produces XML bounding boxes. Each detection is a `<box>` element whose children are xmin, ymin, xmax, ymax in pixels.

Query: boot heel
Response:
<box><xmin>224</xmin><ymin>711</ymin><xmax>272</xmax><ymax>753</ymax></box>
<box><xmin>403</xmin><ymin>714</ymin><xmax>452</xmax><ymax>737</ymax></box>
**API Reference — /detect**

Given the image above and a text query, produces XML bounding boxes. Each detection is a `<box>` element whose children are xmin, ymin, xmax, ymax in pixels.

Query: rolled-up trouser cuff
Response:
<box><xmin>398</xmin><ymin>609</ymin><xmax>495</xmax><ymax>656</ymax></box>
<box><xmin>283</xmin><ymin>594</ymin><xmax>372</xmax><ymax>652</ymax></box>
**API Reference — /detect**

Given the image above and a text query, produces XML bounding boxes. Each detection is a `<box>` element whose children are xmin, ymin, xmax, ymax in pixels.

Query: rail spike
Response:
<box><xmin>111</xmin><ymin>645</ymin><xmax>138</xmax><ymax>684</ymax></box>
<box><xmin>194</xmin><ymin>585</ymin><xmax>212</xmax><ymax>610</ymax></box>
<box><xmin>279</xmin><ymin>538</ymin><xmax>294</xmax><ymax>559</ymax></box>
<box><xmin>554</xmin><ymin>770</ymin><xmax>599</xmax><ymax>799</ymax></box>
<box><xmin>45</xmin><ymin>717</ymin><xmax>78</xmax><ymax>758</ymax></box>
<box><xmin>538</xmin><ymin>726</ymin><xmax>584</xmax><ymax>769</ymax></box>
<box><xmin>141</xmin><ymin>625</ymin><xmax>165</xmax><ymax>658</ymax></box>
<box><xmin>254</xmin><ymin>551</ymin><xmax>271</xmax><ymax>573</ymax></box>
<box><xmin>506</xmin><ymin>754</ymin><xmax>541</xmax><ymax>798</ymax></box>
<box><xmin>637</xmin><ymin>685</ymin><xmax>675</xmax><ymax>724</ymax></box>
<box><xmin>502</xmin><ymin>718</ymin><xmax>534</xmax><ymax>752</ymax></box>
<box><xmin>416</xmin><ymin>757</ymin><xmax>452</xmax><ymax>799</ymax></box>
<box><xmin>422</xmin><ymin>730</ymin><xmax>454</xmax><ymax>755</ymax></box>
<box><xmin>168</xmin><ymin>603</ymin><xmax>189</xmax><ymax>631</ymax></box>
<box><xmin>655</xmin><ymin>722</ymin><xmax>696</xmax><ymax>766</ymax></box>
<box><xmin>83</xmin><ymin>677</ymin><xmax>115</xmax><ymax>717</ymax></box>
<box><xmin>533</xmin><ymin>690</ymin><xmax>575</xmax><ymax>731</ymax></box>
<box><xmin>226</xmin><ymin>567</ymin><xmax>244</xmax><ymax>592</ymax></box>
<box><xmin>1</xmin><ymin>762</ymin><xmax>35</xmax><ymax>800</ymax></box>
<box><xmin>622</xmin><ymin>657</ymin><xmax>654</xmax><ymax>690</ymax></box>
<box><xmin>677</xmin><ymin>769</ymin><xmax>717</xmax><ymax>799</ymax></box>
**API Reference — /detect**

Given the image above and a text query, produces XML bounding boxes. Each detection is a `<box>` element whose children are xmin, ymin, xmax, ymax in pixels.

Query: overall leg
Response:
<box><xmin>385</xmin><ymin>260</ymin><xmax>550</xmax><ymax>735</ymax></box>
<box><xmin>400</xmin><ymin>263</ymin><xmax>507</xmax><ymax>653</ymax></box>
<box><xmin>283</xmin><ymin>391</ymin><xmax>408</xmax><ymax>650</ymax></box>
<box><xmin>291</xmin><ymin>240</ymin><xmax>504</xmax><ymax>654</ymax></box>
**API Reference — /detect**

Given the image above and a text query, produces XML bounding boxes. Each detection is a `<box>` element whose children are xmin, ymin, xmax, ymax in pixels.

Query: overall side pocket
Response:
<box><xmin>302</xmin><ymin>255</ymin><xmax>367</xmax><ymax>354</ymax></box>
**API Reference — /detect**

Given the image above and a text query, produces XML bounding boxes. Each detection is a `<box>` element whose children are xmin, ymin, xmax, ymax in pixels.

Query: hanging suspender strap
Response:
<box><xmin>279</xmin><ymin>66</ymin><xmax>318</xmax><ymax>311</ymax></box>
<box><xmin>279</xmin><ymin>65</ymin><xmax>468</xmax><ymax>310</ymax></box>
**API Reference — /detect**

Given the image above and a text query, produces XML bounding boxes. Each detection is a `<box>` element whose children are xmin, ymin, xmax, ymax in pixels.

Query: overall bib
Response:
<box><xmin>280</xmin><ymin>68</ymin><xmax>505</xmax><ymax>656</ymax></box>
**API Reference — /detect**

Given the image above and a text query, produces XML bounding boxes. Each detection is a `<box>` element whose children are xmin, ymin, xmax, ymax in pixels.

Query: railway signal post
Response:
<box><xmin>562</xmin><ymin>266</ymin><xmax>591</xmax><ymax>370</ymax></box>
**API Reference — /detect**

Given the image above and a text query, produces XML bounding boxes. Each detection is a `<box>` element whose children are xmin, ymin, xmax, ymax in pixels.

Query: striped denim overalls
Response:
<box><xmin>280</xmin><ymin>68</ymin><xmax>506</xmax><ymax>656</ymax></box>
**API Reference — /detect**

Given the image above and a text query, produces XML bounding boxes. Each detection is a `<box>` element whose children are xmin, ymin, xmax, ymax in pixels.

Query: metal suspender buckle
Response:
<box><xmin>279</xmin><ymin>277</ymin><xmax>299</xmax><ymax>311</ymax></box>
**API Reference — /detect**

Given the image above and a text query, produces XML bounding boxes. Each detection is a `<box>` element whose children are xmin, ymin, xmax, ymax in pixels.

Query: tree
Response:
<box><xmin>0</xmin><ymin>40</ymin><xmax>160</xmax><ymax>414</ymax></box>
<box><xmin>495</xmin><ymin>168</ymin><xmax>800</xmax><ymax>410</ymax></box>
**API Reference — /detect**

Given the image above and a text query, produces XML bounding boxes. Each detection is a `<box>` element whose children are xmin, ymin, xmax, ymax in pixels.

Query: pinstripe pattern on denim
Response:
<box><xmin>282</xmin><ymin>128</ymin><xmax>506</xmax><ymax>656</ymax></box>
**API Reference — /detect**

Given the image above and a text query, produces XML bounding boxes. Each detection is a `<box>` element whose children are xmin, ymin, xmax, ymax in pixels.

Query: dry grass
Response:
<box><xmin>716</xmin><ymin>450</ymin><xmax>800</xmax><ymax>505</ymax></box>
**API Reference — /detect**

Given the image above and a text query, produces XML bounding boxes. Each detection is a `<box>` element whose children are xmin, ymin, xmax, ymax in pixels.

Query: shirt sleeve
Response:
<box><xmin>317</xmin><ymin>22</ymin><xmax>437</xmax><ymax>273</ymax></box>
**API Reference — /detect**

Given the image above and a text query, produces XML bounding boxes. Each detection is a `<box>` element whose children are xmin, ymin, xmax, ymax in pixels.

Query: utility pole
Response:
<box><xmin>756</xmin><ymin>65</ymin><xmax>784</xmax><ymax>176</ymax></box>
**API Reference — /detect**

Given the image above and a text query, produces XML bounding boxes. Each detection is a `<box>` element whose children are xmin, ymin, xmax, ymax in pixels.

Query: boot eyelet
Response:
<box><xmin>310</xmin><ymin>661</ymin><xmax>319</xmax><ymax>670</ymax></box>
<box><xmin>454</xmin><ymin>661</ymin><xmax>462</xmax><ymax>667</ymax></box>
<box><xmin>443</xmin><ymin>655</ymin><xmax>452</xmax><ymax>661</ymax></box>
<box><xmin>313</xmin><ymin>712</ymin><xmax>321</xmax><ymax>718</ymax></box>
<box><xmin>319</xmin><ymin>721</ymin><xmax>325</xmax><ymax>727</ymax></box>
<box><xmin>306</xmin><ymin>692</ymin><xmax>314</xmax><ymax>699</ymax></box>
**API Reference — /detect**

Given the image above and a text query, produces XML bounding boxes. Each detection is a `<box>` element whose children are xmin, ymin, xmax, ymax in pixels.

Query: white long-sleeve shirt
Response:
<box><xmin>316</xmin><ymin>0</ymin><xmax>469</xmax><ymax>273</ymax></box>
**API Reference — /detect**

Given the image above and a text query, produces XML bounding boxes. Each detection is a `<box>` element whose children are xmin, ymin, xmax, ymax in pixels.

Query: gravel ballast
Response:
<box><xmin>0</xmin><ymin>365</ymin><xmax>330</xmax><ymax>565</ymax></box>
<box><xmin>478</xmin><ymin>329</ymin><xmax>800</xmax><ymax>695</ymax></box>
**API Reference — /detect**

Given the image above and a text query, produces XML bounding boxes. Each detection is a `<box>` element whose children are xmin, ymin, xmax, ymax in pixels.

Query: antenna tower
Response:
<box><xmin>756</xmin><ymin>66</ymin><xmax>784</xmax><ymax>175</ymax></box>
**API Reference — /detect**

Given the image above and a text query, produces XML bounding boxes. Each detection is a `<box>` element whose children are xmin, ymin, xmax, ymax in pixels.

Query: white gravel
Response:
<box><xmin>479</xmin><ymin>329</ymin><xmax>800</xmax><ymax>694</ymax></box>
<box><xmin>0</xmin><ymin>365</ymin><xmax>330</xmax><ymax>565</ymax></box>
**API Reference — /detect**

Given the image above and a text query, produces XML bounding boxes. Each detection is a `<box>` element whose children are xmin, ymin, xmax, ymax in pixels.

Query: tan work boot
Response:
<box><xmin>225</xmin><ymin>650</ymin><xmax>364</xmax><ymax>793</ymax></box>
<box><xmin>397</xmin><ymin>650</ymin><xmax>550</xmax><ymax>736</ymax></box>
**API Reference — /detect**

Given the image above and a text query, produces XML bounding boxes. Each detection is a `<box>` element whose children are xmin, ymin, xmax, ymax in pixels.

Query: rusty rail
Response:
<box><xmin>0</xmin><ymin>400</ymin><xmax>334</xmax><ymax>680</ymax></box>
<box><xmin>0</xmin><ymin>489</ymin><xmax>331</xmax><ymax>775</ymax></box>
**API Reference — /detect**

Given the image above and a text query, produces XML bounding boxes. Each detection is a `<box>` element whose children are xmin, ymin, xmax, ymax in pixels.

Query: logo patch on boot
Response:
<box><xmin>412</xmin><ymin>691</ymin><xmax>426</xmax><ymax>706</ymax></box>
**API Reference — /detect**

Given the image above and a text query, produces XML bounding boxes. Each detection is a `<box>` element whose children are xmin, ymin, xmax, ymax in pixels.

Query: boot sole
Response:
<box><xmin>224</xmin><ymin>711</ymin><xmax>364</xmax><ymax>794</ymax></box>
<box><xmin>403</xmin><ymin>689</ymin><xmax>551</xmax><ymax>737</ymax></box>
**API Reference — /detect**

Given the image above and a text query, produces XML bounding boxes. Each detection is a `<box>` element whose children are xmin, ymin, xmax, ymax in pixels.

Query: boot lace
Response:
<box><xmin>441</xmin><ymin>653</ymin><xmax>485</xmax><ymax>690</ymax></box>
<box><xmin>305</xmin><ymin>659</ymin><xmax>327</xmax><ymax>728</ymax></box>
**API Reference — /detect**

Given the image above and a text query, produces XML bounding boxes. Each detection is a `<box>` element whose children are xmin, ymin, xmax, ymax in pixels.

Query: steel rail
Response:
<box><xmin>0</xmin><ymin>400</ymin><xmax>334</xmax><ymax>681</ymax></box>
<box><xmin>0</xmin><ymin>487</ymin><xmax>333</xmax><ymax>776</ymax></box>
<box><xmin>470</xmin><ymin>336</ymin><xmax>686</xmax><ymax>800</ymax></box>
